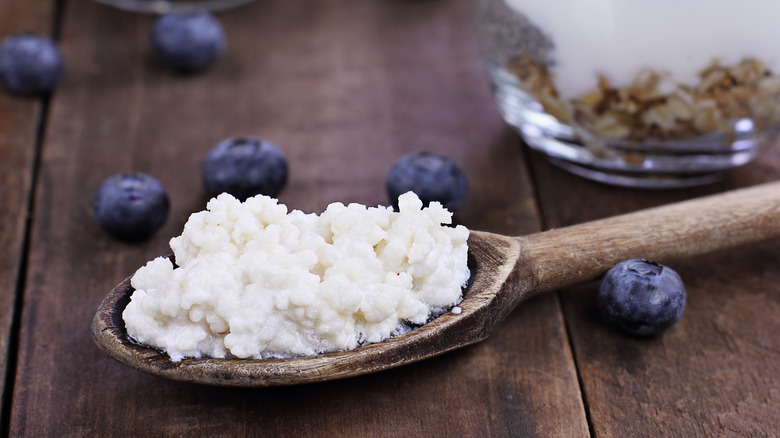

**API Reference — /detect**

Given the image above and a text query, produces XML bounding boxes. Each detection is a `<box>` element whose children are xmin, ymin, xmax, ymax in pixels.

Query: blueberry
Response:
<box><xmin>202</xmin><ymin>137</ymin><xmax>288</xmax><ymax>201</ymax></box>
<box><xmin>150</xmin><ymin>9</ymin><xmax>225</xmax><ymax>72</ymax></box>
<box><xmin>0</xmin><ymin>33</ymin><xmax>63</xmax><ymax>95</ymax></box>
<box><xmin>386</xmin><ymin>152</ymin><xmax>468</xmax><ymax>213</ymax></box>
<box><xmin>92</xmin><ymin>173</ymin><xmax>170</xmax><ymax>242</ymax></box>
<box><xmin>597</xmin><ymin>259</ymin><xmax>686</xmax><ymax>337</ymax></box>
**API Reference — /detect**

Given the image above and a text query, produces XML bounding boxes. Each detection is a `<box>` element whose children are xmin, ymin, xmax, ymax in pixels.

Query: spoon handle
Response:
<box><xmin>518</xmin><ymin>181</ymin><xmax>780</xmax><ymax>294</ymax></box>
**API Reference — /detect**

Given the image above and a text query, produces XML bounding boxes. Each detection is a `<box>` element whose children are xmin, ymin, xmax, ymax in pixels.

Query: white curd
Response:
<box><xmin>503</xmin><ymin>0</ymin><xmax>780</xmax><ymax>98</ymax></box>
<box><xmin>123</xmin><ymin>192</ymin><xmax>470</xmax><ymax>361</ymax></box>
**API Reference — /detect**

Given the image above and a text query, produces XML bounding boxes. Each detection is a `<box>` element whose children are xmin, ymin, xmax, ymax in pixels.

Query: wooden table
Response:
<box><xmin>1</xmin><ymin>1</ymin><xmax>778</xmax><ymax>436</ymax></box>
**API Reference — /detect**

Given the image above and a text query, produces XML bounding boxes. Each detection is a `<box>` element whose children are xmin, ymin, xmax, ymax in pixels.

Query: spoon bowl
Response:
<box><xmin>92</xmin><ymin>182</ymin><xmax>780</xmax><ymax>386</ymax></box>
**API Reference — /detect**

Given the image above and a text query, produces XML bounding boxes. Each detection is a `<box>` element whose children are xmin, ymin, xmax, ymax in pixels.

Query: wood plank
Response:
<box><xmin>10</xmin><ymin>0</ymin><xmax>588</xmax><ymax>436</ymax></box>
<box><xmin>0</xmin><ymin>0</ymin><xmax>56</xmax><ymax>422</ymax></box>
<box><xmin>529</xmin><ymin>145</ymin><xmax>780</xmax><ymax>435</ymax></box>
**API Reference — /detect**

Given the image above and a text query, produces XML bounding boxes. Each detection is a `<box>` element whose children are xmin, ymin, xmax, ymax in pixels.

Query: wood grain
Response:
<box><xmin>9</xmin><ymin>0</ymin><xmax>588</xmax><ymax>436</ymax></box>
<box><xmin>521</xmin><ymin>181</ymin><xmax>780</xmax><ymax>294</ymax></box>
<box><xmin>0</xmin><ymin>0</ymin><xmax>56</xmax><ymax>422</ymax></box>
<box><xmin>530</xmin><ymin>145</ymin><xmax>780</xmax><ymax>436</ymax></box>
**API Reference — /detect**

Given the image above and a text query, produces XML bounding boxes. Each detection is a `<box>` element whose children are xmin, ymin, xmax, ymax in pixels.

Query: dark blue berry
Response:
<box><xmin>0</xmin><ymin>33</ymin><xmax>63</xmax><ymax>95</ymax></box>
<box><xmin>386</xmin><ymin>152</ymin><xmax>468</xmax><ymax>213</ymax></box>
<box><xmin>92</xmin><ymin>173</ymin><xmax>170</xmax><ymax>242</ymax></box>
<box><xmin>202</xmin><ymin>137</ymin><xmax>288</xmax><ymax>201</ymax></box>
<box><xmin>597</xmin><ymin>259</ymin><xmax>686</xmax><ymax>337</ymax></box>
<box><xmin>150</xmin><ymin>9</ymin><xmax>225</xmax><ymax>73</ymax></box>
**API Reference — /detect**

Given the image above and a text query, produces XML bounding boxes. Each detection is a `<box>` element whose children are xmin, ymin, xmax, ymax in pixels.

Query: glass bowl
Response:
<box><xmin>473</xmin><ymin>0</ymin><xmax>780</xmax><ymax>188</ymax></box>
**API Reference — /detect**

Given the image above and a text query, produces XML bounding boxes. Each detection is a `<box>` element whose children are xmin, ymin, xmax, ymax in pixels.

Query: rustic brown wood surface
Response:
<box><xmin>0</xmin><ymin>1</ymin><xmax>56</xmax><ymax>420</ymax></box>
<box><xmin>531</xmin><ymin>150</ymin><xmax>780</xmax><ymax>437</ymax></box>
<box><xmin>1</xmin><ymin>0</ymin><xmax>778</xmax><ymax>436</ymax></box>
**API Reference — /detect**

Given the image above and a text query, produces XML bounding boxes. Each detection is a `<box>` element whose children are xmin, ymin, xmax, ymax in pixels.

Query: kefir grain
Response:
<box><xmin>123</xmin><ymin>192</ymin><xmax>469</xmax><ymax>361</ymax></box>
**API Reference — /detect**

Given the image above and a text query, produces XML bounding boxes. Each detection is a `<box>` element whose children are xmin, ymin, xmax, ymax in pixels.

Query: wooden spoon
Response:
<box><xmin>92</xmin><ymin>181</ymin><xmax>780</xmax><ymax>387</ymax></box>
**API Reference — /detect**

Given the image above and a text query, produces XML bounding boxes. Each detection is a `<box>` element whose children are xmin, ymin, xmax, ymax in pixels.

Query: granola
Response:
<box><xmin>507</xmin><ymin>57</ymin><xmax>780</xmax><ymax>143</ymax></box>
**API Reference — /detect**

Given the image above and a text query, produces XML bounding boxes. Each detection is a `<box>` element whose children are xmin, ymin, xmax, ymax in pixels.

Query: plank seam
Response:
<box><xmin>522</xmin><ymin>143</ymin><xmax>596</xmax><ymax>437</ymax></box>
<box><xmin>0</xmin><ymin>1</ymin><xmax>67</xmax><ymax>434</ymax></box>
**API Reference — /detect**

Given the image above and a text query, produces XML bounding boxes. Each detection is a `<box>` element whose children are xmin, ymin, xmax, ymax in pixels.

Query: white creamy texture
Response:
<box><xmin>123</xmin><ymin>192</ymin><xmax>470</xmax><ymax>361</ymax></box>
<box><xmin>503</xmin><ymin>0</ymin><xmax>780</xmax><ymax>98</ymax></box>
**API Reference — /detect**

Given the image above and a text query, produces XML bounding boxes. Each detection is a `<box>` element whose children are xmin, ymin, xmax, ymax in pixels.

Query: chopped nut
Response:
<box><xmin>730</xmin><ymin>59</ymin><xmax>766</xmax><ymax>83</ymax></box>
<box><xmin>758</xmin><ymin>76</ymin><xmax>780</xmax><ymax>95</ymax></box>
<box><xmin>539</xmin><ymin>90</ymin><xmax>570</xmax><ymax>122</ymax></box>
<box><xmin>580</xmin><ymin>90</ymin><xmax>604</xmax><ymax>106</ymax></box>
<box><xmin>630</xmin><ymin>69</ymin><xmax>664</xmax><ymax>100</ymax></box>
<box><xmin>698</xmin><ymin>66</ymin><xmax>730</xmax><ymax>92</ymax></box>
<box><xmin>693</xmin><ymin>104</ymin><xmax>723</xmax><ymax>133</ymax></box>
<box><xmin>642</xmin><ymin>104</ymin><xmax>677</xmax><ymax>131</ymax></box>
<box><xmin>593</xmin><ymin>112</ymin><xmax>631</xmax><ymax>139</ymax></box>
<box><xmin>666</xmin><ymin>93</ymin><xmax>694</xmax><ymax>121</ymax></box>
